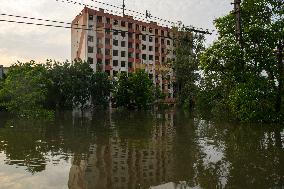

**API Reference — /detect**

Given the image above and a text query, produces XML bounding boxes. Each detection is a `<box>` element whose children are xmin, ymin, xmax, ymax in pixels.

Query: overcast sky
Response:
<box><xmin>0</xmin><ymin>0</ymin><xmax>232</xmax><ymax>66</ymax></box>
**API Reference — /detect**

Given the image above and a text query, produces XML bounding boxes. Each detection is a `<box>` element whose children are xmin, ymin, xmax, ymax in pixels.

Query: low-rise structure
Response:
<box><xmin>71</xmin><ymin>7</ymin><xmax>176</xmax><ymax>100</ymax></box>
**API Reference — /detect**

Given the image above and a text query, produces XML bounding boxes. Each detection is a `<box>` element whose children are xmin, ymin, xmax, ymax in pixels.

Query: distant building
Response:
<box><xmin>71</xmin><ymin>7</ymin><xmax>176</xmax><ymax>100</ymax></box>
<box><xmin>0</xmin><ymin>65</ymin><xmax>3</xmax><ymax>79</ymax></box>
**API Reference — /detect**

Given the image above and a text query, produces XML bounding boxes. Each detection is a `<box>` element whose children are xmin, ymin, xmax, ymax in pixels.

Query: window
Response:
<box><xmin>162</xmin><ymin>48</ymin><xmax>165</xmax><ymax>53</ymax></box>
<box><xmin>121</xmin><ymin>31</ymin><xmax>126</xmax><ymax>38</ymax></box>
<box><xmin>136</xmin><ymin>24</ymin><xmax>139</xmax><ymax>30</ymax></box>
<box><xmin>128</xmin><ymin>42</ymin><xmax>133</xmax><ymax>48</ymax></box>
<box><xmin>121</xmin><ymin>51</ymin><xmax>126</xmax><ymax>57</ymax></box>
<box><xmin>136</xmin><ymin>53</ymin><xmax>140</xmax><ymax>59</ymax></box>
<box><xmin>121</xmin><ymin>61</ymin><xmax>126</xmax><ymax>67</ymax></box>
<box><xmin>142</xmin><ymin>45</ymin><xmax>146</xmax><ymax>50</ymax></box>
<box><xmin>162</xmin><ymin>57</ymin><xmax>165</xmax><ymax>63</ymax></box>
<box><xmin>97</xmin><ymin>48</ymin><xmax>103</xmax><ymax>54</ymax></box>
<box><xmin>128</xmin><ymin>23</ymin><xmax>133</xmax><ymax>29</ymax></box>
<box><xmin>89</xmin><ymin>15</ymin><xmax>93</xmax><ymax>20</ymax></box>
<box><xmin>167</xmin><ymin>40</ymin><xmax>171</xmax><ymax>45</ymax></box>
<box><xmin>136</xmin><ymin>43</ymin><xmax>140</xmax><ymax>50</ymax></box>
<box><xmin>155</xmin><ymin>29</ymin><xmax>159</xmax><ymax>34</ymax></box>
<box><xmin>149</xmin><ymin>37</ymin><xmax>153</xmax><ymax>42</ymax></box>
<box><xmin>142</xmin><ymin>54</ymin><xmax>147</xmax><ymax>60</ymax></box>
<box><xmin>105</xmin><ymin>38</ymin><xmax>110</xmax><ymax>45</ymax></box>
<box><xmin>135</xmin><ymin>34</ymin><xmax>140</xmax><ymax>40</ymax></box>
<box><xmin>97</xmin><ymin>16</ymin><xmax>102</xmax><ymax>23</ymax></box>
<box><xmin>161</xmin><ymin>30</ymin><xmax>164</xmax><ymax>36</ymax></box>
<box><xmin>121</xmin><ymin>41</ymin><xmax>126</xmax><ymax>47</ymax></box>
<box><xmin>88</xmin><ymin>46</ymin><xmax>93</xmax><ymax>53</ymax></box>
<box><xmin>113</xmin><ymin>50</ymin><xmax>118</xmax><ymax>56</ymax></box>
<box><xmin>142</xmin><ymin>35</ymin><xmax>146</xmax><ymax>41</ymax></box>
<box><xmin>106</xmin><ymin>18</ymin><xmax>111</xmax><ymax>24</ymax></box>
<box><xmin>149</xmin><ymin>46</ymin><xmax>153</xmax><ymax>51</ymax></box>
<box><xmin>161</xmin><ymin>38</ymin><xmax>165</xmax><ymax>44</ymax></box>
<box><xmin>121</xmin><ymin>21</ymin><xmax>126</xmax><ymax>27</ymax></box>
<box><xmin>97</xmin><ymin>59</ymin><xmax>102</xmax><ymax>64</ymax></box>
<box><xmin>105</xmin><ymin>59</ymin><xmax>110</xmax><ymax>65</ymax></box>
<box><xmin>88</xmin><ymin>35</ymin><xmax>94</xmax><ymax>42</ymax></box>
<box><xmin>105</xmin><ymin>28</ymin><xmax>111</xmax><ymax>34</ymax></box>
<box><xmin>128</xmin><ymin>62</ymin><xmax>133</xmax><ymax>68</ymax></box>
<box><xmin>128</xmin><ymin>52</ymin><xmax>133</xmax><ymax>58</ymax></box>
<box><xmin>149</xmin><ymin>28</ymin><xmax>153</xmax><ymax>33</ymax></box>
<box><xmin>149</xmin><ymin>55</ymin><xmax>153</xmax><ymax>61</ymax></box>
<box><xmin>142</xmin><ymin>26</ymin><xmax>146</xmax><ymax>31</ymax></box>
<box><xmin>155</xmin><ymin>47</ymin><xmax>159</xmax><ymax>52</ymax></box>
<box><xmin>88</xmin><ymin>57</ymin><xmax>93</xmax><ymax>64</ymax></box>
<box><xmin>113</xmin><ymin>39</ymin><xmax>118</xmax><ymax>46</ymax></box>
<box><xmin>155</xmin><ymin>56</ymin><xmax>159</xmax><ymax>61</ymax></box>
<box><xmin>113</xmin><ymin>30</ymin><xmax>119</xmax><ymax>35</ymax></box>
<box><xmin>155</xmin><ymin>38</ymin><xmax>159</xmax><ymax>43</ymax></box>
<box><xmin>114</xmin><ymin>20</ymin><xmax>118</xmax><ymax>25</ymax></box>
<box><xmin>105</xmin><ymin>49</ymin><xmax>110</xmax><ymax>55</ymax></box>
<box><xmin>113</xmin><ymin>60</ymin><xmax>118</xmax><ymax>66</ymax></box>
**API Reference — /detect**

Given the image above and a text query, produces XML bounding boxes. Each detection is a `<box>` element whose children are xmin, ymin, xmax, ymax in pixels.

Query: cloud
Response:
<box><xmin>0</xmin><ymin>0</ymin><xmax>232</xmax><ymax>66</ymax></box>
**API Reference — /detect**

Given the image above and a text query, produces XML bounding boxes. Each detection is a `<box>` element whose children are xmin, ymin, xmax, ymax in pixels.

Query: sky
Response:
<box><xmin>0</xmin><ymin>0</ymin><xmax>232</xmax><ymax>66</ymax></box>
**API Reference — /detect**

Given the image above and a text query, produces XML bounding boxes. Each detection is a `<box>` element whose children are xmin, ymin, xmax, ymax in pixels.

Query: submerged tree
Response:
<box><xmin>172</xmin><ymin>25</ymin><xmax>206</xmax><ymax>110</ymax></box>
<box><xmin>89</xmin><ymin>72</ymin><xmax>113</xmax><ymax>108</ymax></box>
<box><xmin>0</xmin><ymin>61</ymin><xmax>53</xmax><ymax>118</ymax></box>
<box><xmin>114</xmin><ymin>70</ymin><xmax>154</xmax><ymax>109</ymax></box>
<box><xmin>200</xmin><ymin>0</ymin><xmax>284</xmax><ymax>122</ymax></box>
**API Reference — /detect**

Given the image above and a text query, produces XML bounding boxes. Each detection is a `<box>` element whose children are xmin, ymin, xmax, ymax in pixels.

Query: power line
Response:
<box><xmin>55</xmin><ymin>0</ymin><xmax>212</xmax><ymax>34</ymax></box>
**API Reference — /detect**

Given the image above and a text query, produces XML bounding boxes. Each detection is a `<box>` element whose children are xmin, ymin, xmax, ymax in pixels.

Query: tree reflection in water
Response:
<box><xmin>0</xmin><ymin>110</ymin><xmax>283</xmax><ymax>189</ymax></box>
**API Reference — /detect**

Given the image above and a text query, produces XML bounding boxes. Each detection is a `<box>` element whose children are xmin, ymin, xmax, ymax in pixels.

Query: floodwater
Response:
<box><xmin>0</xmin><ymin>110</ymin><xmax>283</xmax><ymax>189</ymax></box>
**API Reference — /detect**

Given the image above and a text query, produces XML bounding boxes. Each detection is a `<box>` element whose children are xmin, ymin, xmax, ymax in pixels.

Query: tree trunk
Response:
<box><xmin>276</xmin><ymin>41</ymin><xmax>283</xmax><ymax>113</ymax></box>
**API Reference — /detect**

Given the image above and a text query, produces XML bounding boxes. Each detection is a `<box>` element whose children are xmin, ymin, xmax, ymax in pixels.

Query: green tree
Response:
<box><xmin>89</xmin><ymin>72</ymin><xmax>112</xmax><ymax>108</ymax></box>
<box><xmin>0</xmin><ymin>61</ymin><xmax>53</xmax><ymax>118</ymax></box>
<box><xmin>46</xmin><ymin>59</ymin><xmax>93</xmax><ymax>111</ymax></box>
<box><xmin>172</xmin><ymin>26</ymin><xmax>206</xmax><ymax>110</ymax></box>
<box><xmin>114</xmin><ymin>70</ymin><xmax>154</xmax><ymax>109</ymax></box>
<box><xmin>200</xmin><ymin>0</ymin><xmax>284</xmax><ymax>122</ymax></box>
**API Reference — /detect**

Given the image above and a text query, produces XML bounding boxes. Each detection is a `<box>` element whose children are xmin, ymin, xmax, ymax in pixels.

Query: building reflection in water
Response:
<box><xmin>68</xmin><ymin>111</ymin><xmax>175</xmax><ymax>189</ymax></box>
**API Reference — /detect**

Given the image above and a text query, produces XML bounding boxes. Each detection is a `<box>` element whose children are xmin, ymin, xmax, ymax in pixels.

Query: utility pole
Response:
<box><xmin>233</xmin><ymin>0</ymin><xmax>242</xmax><ymax>47</ymax></box>
<box><xmin>122</xmin><ymin>0</ymin><xmax>125</xmax><ymax>16</ymax></box>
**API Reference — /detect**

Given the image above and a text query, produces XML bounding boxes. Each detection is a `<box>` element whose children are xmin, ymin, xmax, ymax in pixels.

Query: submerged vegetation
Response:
<box><xmin>0</xmin><ymin>60</ymin><xmax>161</xmax><ymax>118</ymax></box>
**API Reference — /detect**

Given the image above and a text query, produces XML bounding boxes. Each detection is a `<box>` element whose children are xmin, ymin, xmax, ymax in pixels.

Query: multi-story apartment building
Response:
<box><xmin>0</xmin><ymin>65</ymin><xmax>3</xmax><ymax>79</ymax></box>
<box><xmin>71</xmin><ymin>7</ymin><xmax>176</xmax><ymax>100</ymax></box>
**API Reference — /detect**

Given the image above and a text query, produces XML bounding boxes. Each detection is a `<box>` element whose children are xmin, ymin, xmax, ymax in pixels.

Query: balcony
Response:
<box><xmin>97</xmin><ymin>22</ymin><xmax>104</xmax><ymax>28</ymax></box>
<box><xmin>135</xmin><ymin>39</ymin><xmax>142</xmax><ymax>44</ymax></box>
<box><xmin>105</xmin><ymin>64</ymin><xmax>112</xmax><ymax>71</ymax></box>
<box><xmin>128</xmin><ymin>28</ymin><xmax>135</xmax><ymax>33</ymax></box>
<box><xmin>105</xmin><ymin>23</ymin><xmax>112</xmax><ymax>29</ymax></box>
<box><xmin>161</xmin><ymin>44</ymin><xmax>167</xmax><ymax>48</ymax></box>
<box><xmin>135</xmin><ymin>49</ymin><xmax>142</xmax><ymax>54</ymax></box>
<box><xmin>96</xmin><ymin>54</ymin><xmax>104</xmax><ymax>59</ymax></box>
<box><xmin>128</xmin><ymin>57</ymin><xmax>135</xmax><ymax>62</ymax></box>
<box><xmin>155</xmin><ymin>43</ymin><xmax>160</xmax><ymax>48</ymax></box>
<box><xmin>105</xmin><ymin>55</ymin><xmax>112</xmax><ymax>60</ymax></box>
<box><xmin>155</xmin><ymin>52</ymin><xmax>160</xmax><ymax>57</ymax></box>
<box><xmin>128</xmin><ymin>48</ymin><xmax>135</xmax><ymax>53</ymax></box>
<box><xmin>155</xmin><ymin>61</ymin><xmax>160</xmax><ymax>65</ymax></box>
<box><xmin>97</xmin><ymin>43</ymin><xmax>104</xmax><ymax>48</ymax></box>
<box><xmin>128</xmin><ymin>67</ymin><xmax>135</xmax><ymax>73</ymax></box>
<box><xmin>105</xmin><ymin>34</ymin><xmax>112</xmax><ymax>39</ymax></box>
<box><xmin>128</xmin><ymin>38</ymin><xmax>135</xmax><ymax>43</ymax></box>
<box><xmin>135</xmin><ymin>59</ymin><xmax>141</xmax><ymax>63</ymax></box>
<box><xmin>105</xmin><ymin>44</ymin><xmax>112</xmax><ymax>49</ymax></box>
<box><xmin>97</xmin><ymin>33</ymin><xmax>104</xmax><ymax>38</ymax></box>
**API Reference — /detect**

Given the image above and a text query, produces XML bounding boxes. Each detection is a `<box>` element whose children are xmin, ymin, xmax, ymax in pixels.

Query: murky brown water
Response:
<box><xmin>0</xmin><ymin>110</ymin><xmax>283</xmax><ymax>189</ymax></box>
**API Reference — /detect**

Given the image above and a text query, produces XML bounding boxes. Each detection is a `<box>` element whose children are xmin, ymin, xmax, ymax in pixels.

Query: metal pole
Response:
<box><xmin>122</xmin><ymin>0</ymin><xmax>125</xmax><ymax>16</ymax></box>
<box><xmin>234</xmin><ymin>0</ymin><xmax>242</xmax><ymax>47</ymax></box>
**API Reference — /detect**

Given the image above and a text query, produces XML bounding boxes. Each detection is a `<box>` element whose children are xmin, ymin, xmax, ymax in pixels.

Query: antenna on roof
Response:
<box><xmin>146</xmin><ymin>10</ymin><xmax>152</xmax><ymax>19</ymax></box>
<box><xmin>122</xmin><ymin>0</ymin><xmax>125</xmax><ymax>16</ymax></box>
